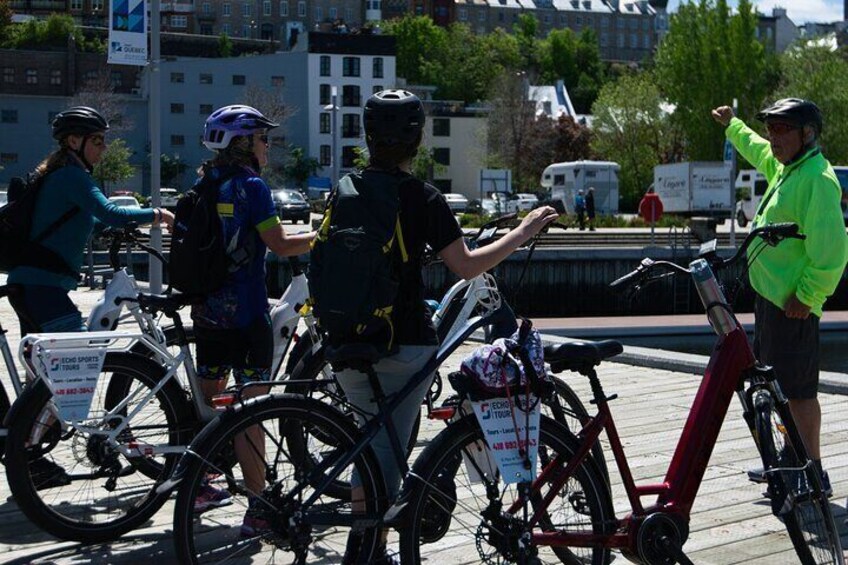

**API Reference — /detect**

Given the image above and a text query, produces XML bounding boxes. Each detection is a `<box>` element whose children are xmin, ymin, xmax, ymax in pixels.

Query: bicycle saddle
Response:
<box><xmin>324</xmin><ymin>343</ymin><xmax>381</xmax><ymax>371</ymax></box>
<box><xmin>136</xmin><ymin>292</ymin><xmax>200</xmax><ymax>316</ymax></box>
<box><xmin>544</xmin><ymin>340</ymin><xmax>623</xmax><ymax>373</ymax></box>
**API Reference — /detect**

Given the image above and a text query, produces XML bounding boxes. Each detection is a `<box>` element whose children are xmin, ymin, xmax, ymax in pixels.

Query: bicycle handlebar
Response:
<box><xmin>101</xmin><ymin>222</ymin><xmax>169</xmax><ymax>271</ymax></box>
<box><xmin>608</xmin><ymin>223</ymin><xmax>805</xmax><ymax>292</ymax></box>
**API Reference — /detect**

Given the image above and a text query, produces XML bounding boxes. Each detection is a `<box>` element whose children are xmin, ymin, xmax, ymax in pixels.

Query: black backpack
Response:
<box><xmin>0</xmin><ymin>173</ymin><xmax>79</xmax><ymax>277</ymax></box>
<box><xmin>308</xmin><ymin>171</ymin><xmax>412</xmax><ymax>356</ymax></box>
<box><xmin>169</xmin><ymin>170</ymin><xmax>243</xmax><ymax>296</ymax></box>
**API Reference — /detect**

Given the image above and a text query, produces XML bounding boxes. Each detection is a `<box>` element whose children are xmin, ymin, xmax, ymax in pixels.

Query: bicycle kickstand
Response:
<box><xmin>658</xmin><ymin>535</ymin><xmax>695</xmax><ymax>565</ymax></box>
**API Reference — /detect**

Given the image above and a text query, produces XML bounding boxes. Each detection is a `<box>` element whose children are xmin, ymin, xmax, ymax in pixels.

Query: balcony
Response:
<box><xmin>22</xmin><ymin>0</ymin><xmax>67</xmax><ymax>10</ymax></box>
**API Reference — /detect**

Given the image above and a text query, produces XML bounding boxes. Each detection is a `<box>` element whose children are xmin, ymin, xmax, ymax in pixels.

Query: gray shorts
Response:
<box><xmin>753</xmin><ymin>294</ymin><xmax>820</xmax><ymax>400</ymax></box>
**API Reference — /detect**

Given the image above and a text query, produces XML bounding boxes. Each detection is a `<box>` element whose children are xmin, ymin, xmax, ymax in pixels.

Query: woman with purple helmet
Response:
<box><xmin>189</xmin><ymin>105</ymin><xmax>314</xmax><ymax>535</ymax></box>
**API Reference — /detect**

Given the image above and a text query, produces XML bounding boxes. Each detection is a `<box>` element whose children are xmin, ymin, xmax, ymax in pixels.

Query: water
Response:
<box><xmin>616</xmin><ymin>332</ymin><xmax>848</xmax><ymax>374</ymax></box>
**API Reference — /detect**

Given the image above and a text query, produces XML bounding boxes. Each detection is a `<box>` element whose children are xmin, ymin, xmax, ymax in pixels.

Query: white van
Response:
<box><xmin>736</xmin><ymin>167</ymin><xmax>848</xmax><ymax>227</ymax></box>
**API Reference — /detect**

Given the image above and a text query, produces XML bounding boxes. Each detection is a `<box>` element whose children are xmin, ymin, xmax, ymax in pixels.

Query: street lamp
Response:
<box><xmin>323</xmin><ymin>85</ymin><xmax>339</xmax><ymax>187</ymax></box>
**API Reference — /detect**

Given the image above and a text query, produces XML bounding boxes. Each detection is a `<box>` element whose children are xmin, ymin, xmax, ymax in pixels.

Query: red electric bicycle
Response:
<box><xmin>398</xmin><ymin>222</ymin><xmax>844</xmax><ymax>564</ymax></box>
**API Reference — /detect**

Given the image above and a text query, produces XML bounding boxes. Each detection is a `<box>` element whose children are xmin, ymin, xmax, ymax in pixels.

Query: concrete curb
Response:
<box><xmin>539</xmin><ymin>332</ymin><xmax>848</xmax><ymax>395</ymax></box>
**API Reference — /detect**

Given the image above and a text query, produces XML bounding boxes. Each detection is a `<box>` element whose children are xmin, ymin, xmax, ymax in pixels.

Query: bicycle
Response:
<box><xmin>397</xmin><ymin>222</ymin><xmax>844</xmax><ymax>564</ymax></box>
<box><xmin>168</xmin><ymin>214</ymin><xmax>601</xmax><ymax>563</ymax></box>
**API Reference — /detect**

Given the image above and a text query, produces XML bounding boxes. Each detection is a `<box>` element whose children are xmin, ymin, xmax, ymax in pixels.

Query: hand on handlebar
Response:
<box><xmin>518</xmin><ymin>206</ymin><xmax>559</xmax><ymax>239</ymax></box>
<box><xmin>155</xmin><ymin>209</ymin><xmax>175</xmax><ymax>232</ymax></box>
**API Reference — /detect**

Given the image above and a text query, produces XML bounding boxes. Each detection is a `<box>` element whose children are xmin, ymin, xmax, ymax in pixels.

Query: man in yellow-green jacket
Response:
<box><xmin>712</xmin><ymin>98</ymin><xmax>848</xmax><ymax>496</ymax></box>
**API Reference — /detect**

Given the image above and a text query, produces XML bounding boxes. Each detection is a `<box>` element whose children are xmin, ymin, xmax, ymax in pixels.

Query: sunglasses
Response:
<box><xmin>87</xmin><ymin>135</ymin><xmax>107</xmax><ymax>147</ymax></box>
<box><xmin>765</xmin><ymin>122</ymin><xmax>799</xmax><ymax>136</ymax></box>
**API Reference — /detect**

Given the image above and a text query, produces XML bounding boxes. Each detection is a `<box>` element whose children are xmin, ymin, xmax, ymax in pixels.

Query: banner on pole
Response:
<box><xmin>108</xmin><ymin>0</ymin><xmax>147</xmax><ymax>66</ymax></box>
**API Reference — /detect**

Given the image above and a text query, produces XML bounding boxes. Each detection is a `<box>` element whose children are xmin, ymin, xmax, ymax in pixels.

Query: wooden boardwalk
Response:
<box><xmin>0</xmin><ymin>289</ymin><xmax>847</xmax><ymax>563</ymax></box>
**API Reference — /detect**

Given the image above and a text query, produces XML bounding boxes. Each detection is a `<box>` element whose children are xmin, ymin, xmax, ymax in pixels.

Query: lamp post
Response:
<box><xmin>323</xmin><ymin>85</ymin><xmax>339</xmax><ymax>187</ymax></box>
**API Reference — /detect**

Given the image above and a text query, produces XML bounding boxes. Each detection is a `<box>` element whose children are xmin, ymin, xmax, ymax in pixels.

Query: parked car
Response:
<box><xmin>0</xmin><ymin>191</ymin><xmax>7</xmax><ymax>206</ymax></box>
<box><xmin>108</xmin><ymin>195</ymin><xmax>142</xmax><ymax>209</ymax></box>
<box><xmin>443</xmin><ymin>193</ymin><xmax>469</xmax><ymax>213</ymax></box>
<box><xmin>513</xmin><ymin>193</ymin><xmax>540</xmax><ymax>211</ymax></box>
<box><xmin>159</xmin><ymin>188</ymin><xmax>180</xmax><ymax>210</ymax></box>
<box><xmin>273</xmin><ymin>189</ymin><xmax>311</xmax><ymax>224</ymax></box>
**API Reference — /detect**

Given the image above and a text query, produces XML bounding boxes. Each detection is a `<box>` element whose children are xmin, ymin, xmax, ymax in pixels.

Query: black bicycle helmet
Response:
<box><xmin>756</xmin><ymin>98</ymin><xmax>823</xmax><ymax>135</ymax></box>
<box><xmin>51</xmin><ymin>106</ymin><xmax>110</xmax><ymax>140</ymax></box>
<box><xmin>363</xmin><ymin>89</ymin><xmax>425</xmax><ymax>145</ymax></box>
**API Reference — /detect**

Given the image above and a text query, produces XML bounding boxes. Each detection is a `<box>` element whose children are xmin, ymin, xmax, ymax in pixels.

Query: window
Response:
<box><xmin>617</xmin><ymin>34</ymin><xmax>624</xmax><ymax>48</ymax></box>
<box><xmin>643</xmin><ymin>34</ymin><xmax>651</xmax><ymax>49</ymax></box>
<box><xmin>25</xmin><ymin>68</ymin><xmax>37</xmax><ymax>84</ymax></box>
<box><xmin>600</xmin><ymin>32</ymin><xmax>608</xmax><ymax>46</ymax></box>
<box><xmin>458</xmin><ymin>7</ymin><xmax>467</xmax><ymax>20</ymax></box>
<box><xmin>223</xmin><ymin>2</ymin><xmax>231</xmax><ymax>15</ymax></box>
<box><xmin>320</xmin><ymin>56</ymin><xmax>331</xmax><ymax>76</ymax></box>
<box><xmin>630</xmin><ymin>33</ymin><xmax>637</xmax><ymax>48</ymax></box>
<box><xmin>48</xmin><ymin>69</ymin><xmax>62</xmax><ymax>85</ymax></box>
<box><xmin>91</xmin><ymin>0</ymin><xmax>103</xmax><ymax>9</ymax></box>
<box><xmin>200</xmin><ymin>103</ymin><xmax>213</xmax><ymax>114</ymax></box>
<box><xmin>170</xmin><ymin>103</ymin><xmax>185</xmax><ymax>114</ymax></box>
<box><xmin>297</xmin><ymin>1</ymin><xmax>305</xmax><ymax>17</ymax></box>
<box><xmin>329</xmin><ymin>6</ymin><xmax>337</xmax><ymax>18</ymax></box>
<box><xmin>345</xmin><ymin>7</ymin><xmax>352</xmax><ymax>21</ymax></box>
<box><xmin>372</xmin><ymin>57</ymin><xmax>383</xmax><ymax>79</ymax></box>
<box><xmin>433</xmin><ymin>148</ymin><xmax>450</xmax><ymax>166</ymax></box>
<box><xmin>320</xmin><ymin>144</ymin><xmax>331</xmax><ymax>166</ymax></box>
<box><xmin>110</xmin><ymin>71</ymin><xmax>123</xmax><ymax>88</ymax></box>
<box><xmin>243</xmin><ymin>3</ymin><xmax>251</xmax><ymax>15</ymax></box>
<box><xmin>264</xmin><ymin>1</ymin><xmax>271</xmax><ymax>15</ymax></box>
<box><xmin>320</xmin><ymin>112</ymin><xmax>330</xmax><ymax>133</ymax></box>
<box><xmin>553</xmin><ymin>174</ymin><xmax>565</xmax><ymax>185</ymax></box>
<box><xmin>279</xmin><ymin>0</ymin><xmax>288</xmax><ymax>15</ymax></box>
<box><xmin>202</xmin><ymin>2</ymin><xmax>210</xmax><ymax>13</ymax></box>
<box><xmin>1</xmin><ymin>110</ymin><xmax>18</xmax><ymax>123</ymax></box>
<box><xmin>601</xmin><ymin>15</ymin><xmax>609</xmax><ymax>27</ymax></box>
<box><xmin>342</xmin><ymin>57</ymin><xmax>360</xmax><ymax>77</ymax></box>
<box><xmin>315</xmin><ymin>6</ymin><xmax>322</xmax><ymax>19</ymax></box>
<box><xmin>342</xmin><ymin>114</ymin><xmax>360</xmax><ymax>138</ymax></box>
<box><xmin>242</xmin><ymin>24</ymin><xmax>251</xmax><ymax>37</ymax></box>
<box><xmin>232</xmin><ymin>74</ymin><xmax>246</xmax><ymax>85</ymax></box>
<box><xmin>83</xmin><ymin>69</ymin><xmax>98</xmax><ymax>82</ymax></box>
<box><xmin>342</xmin><ymin>85</ymin><xmax>361</xmax><ymax>107</ymax></box>
<box><xmin>432</xmin><ymin>118</ymin><xmax>450</xmax><ymax>137</ymax></box>
<box><xmin>319</xmin><ymin>84</ymin><xmax>331</xmax><ymax>105</ymax></box>
<box><xmin>200</xmin><ymin>73</ymin><xmax>213</xmax><ymax>84</ymax></box>
<box><xmin>222</xmin><ymin>23</ymin><xmax>231</xmax><ymax>34</ymax></box>
<box><xmin>0</xmin><ymin>153</ymin><xmax>18</xmax><ymax>164</ymax></box>
<box><xmin>171</xmin><ymin>72</ymin><xmax>184</xmax><ymax>83</ymax></box>
<box><xmin>171</xmin><ymin>135</ymin><xmax>185</xmax><ymax>146</ymax></box>
<box><xmin>2</xmin><ymin>67</ymin><xmax>13</xmax><ymax>83</ymax></box>
<box><xmin>171</xmin><ymin>15</ymin><xmax>187</xmax><ymax>28</ymax></box>
<box><xmin>497</xmin><ymin>12</ymin><xmax>503</xmax><ymax>22</ymax></box>
<box><xmin>271</xmin><ymin>75</ymin><xmax>285</xmax><ymax>87</ymax></box>
<box><xmin>341</xmin><ymin>146</ymin><xmax>357</xmax><ymax>168</ymax></box>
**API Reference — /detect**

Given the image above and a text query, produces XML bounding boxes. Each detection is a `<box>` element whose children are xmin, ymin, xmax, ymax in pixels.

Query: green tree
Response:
<box><xmin>514</xmin><ymin>13</ymin><xmax>541</xmax><ymax>71</ymax></box>
<box><xmin>3</xmin><ymin>13</ymin><xmax>103</xmax><ymax>52</ymax></box>
<box><xmin>218</xmin><ymin>33</ymin><xmax>233</xmax><ymax>57</ymax></box>
<box><xmin>282</xmin><ymin>146</ymin><xmax>321</xmax><ymax>189</ymax></box>
<box><xmin>591</xmin><ymin>72</ymin><xmax>684</xmax><ymax>210</ymax></box>
<box><xmin>0</xmin><ymin>0</ymin><xmax>12</xmax><ymax>42</ymax></box>
<box><xmin>93</xmin><ymin>139</ymin><xmax>135</xmax><ymax>193</ymax></box>
<box><xmin>772</xmin><ymin>44</ymin><xmax>848</xmax><ymax>164</ymax></box>
<box><xmin>352</xmin><ymin>146</ymin><xmax>444</xmax><ymax>182</ymax></box>
<box><xmin>538</xmin><ymin>28</ymin><xmax>605</xmax><ymax>113</ymax></box>
<box><xmin>654</xmin><ymin>0</ymin><xmax>775</xmax><ymax>160</ymax></box>
<box><xmin>382</xmin><ymin>15</ymin><xmax>448</xmax><ymax>85</ymax></box>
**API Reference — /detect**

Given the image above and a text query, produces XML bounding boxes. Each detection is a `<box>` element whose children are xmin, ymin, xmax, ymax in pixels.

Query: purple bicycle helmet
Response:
<box><xmin>203</xmin><ymin>105</ymin><xmax>279</xmax><ymax>150</ymax></box>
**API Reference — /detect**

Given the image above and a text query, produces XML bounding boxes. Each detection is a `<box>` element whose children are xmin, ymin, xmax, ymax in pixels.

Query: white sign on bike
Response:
<box><xmin>44</xmin><ymin>348</ymin><xmax>107</xmax><ymax>422</ymax></box>
<box><xmin>471</xmin><ymin>397</ymin><xmax>541</xmax><ymax>484</ymax></box>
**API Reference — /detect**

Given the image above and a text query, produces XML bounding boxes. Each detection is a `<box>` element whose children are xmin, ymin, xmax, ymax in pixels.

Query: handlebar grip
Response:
<box><xmin>762</xmin><ymin>222</ymin><xmax>800</xmax><ymax>238</ymax></box>
<box><xmin>609</xmin><ymin>269</ymin><xmax>641</xmax><ymax>289</ymax></box>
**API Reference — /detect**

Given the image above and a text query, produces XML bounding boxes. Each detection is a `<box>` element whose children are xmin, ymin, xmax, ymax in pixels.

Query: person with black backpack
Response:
<box><xmin>309</xmin><ymin>89</ymin><xmax>559</xmax><ymax>564</ymax></box>
<box><xmin>6</xmin><ymin>106</ymin><xmax>174</xmax><ymax>336</ymax></box>
<box><xmin>186</xmin><ymin>105</ymin><xmax>314</xmax><ymax>535</ymax></box>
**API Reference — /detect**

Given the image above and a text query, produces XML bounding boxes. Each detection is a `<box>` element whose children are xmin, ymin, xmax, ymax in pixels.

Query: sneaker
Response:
<box><xmin>763</xmin><ymin>468</ymin><xmax>832</xmax><ymax>500</ymax></box>
<box><xmin>193</xmin><ymin>483</ymin><xmax>233</xmax><ymax>513</ymax></box>
<box><xmin>30</xmin><ymin>457</ymin><xmax>71</xmax><ymax>491</ymax></box>
<box><xmin>240</xmin><ymin>510</ymin><xmax>271</xmax><ymax>538</ymax></box>
<box><xmin>748</xmin><ymin>466</ymin><xmax>768</xmax><ymax>484</ymax></box>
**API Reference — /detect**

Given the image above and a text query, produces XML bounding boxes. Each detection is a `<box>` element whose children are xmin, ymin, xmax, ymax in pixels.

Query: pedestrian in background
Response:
<box><xmin>712</xmin><ymin>99</ymin><xmax>848</xmax><ymax>495</ymax></box>
<box><xmin>586</xmin><ymin>186</ymin><xmax>596</xmax><ymax>231</ymax></box>
<box><xmin>574</xmin><ymin>189</ymin><xmax>586</xmax><ymax>230</ymax></box>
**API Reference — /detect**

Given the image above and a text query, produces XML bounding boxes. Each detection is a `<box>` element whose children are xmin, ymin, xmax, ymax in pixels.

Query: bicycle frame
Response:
<box><xmin>521</xmin><ymin>258</ymin><xmax>759</xmax><ymax>552</ymax></box>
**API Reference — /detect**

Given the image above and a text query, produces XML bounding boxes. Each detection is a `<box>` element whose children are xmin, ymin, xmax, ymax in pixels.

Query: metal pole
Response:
<box><xmin>330</xmin><ymin>86</ymin><xmax>338</xmax><ymax>187</ymax></box>
<box><xmin>148</xmin><ymin>0</ymin><xmax>163</xmax><ymax>293</ymax></box>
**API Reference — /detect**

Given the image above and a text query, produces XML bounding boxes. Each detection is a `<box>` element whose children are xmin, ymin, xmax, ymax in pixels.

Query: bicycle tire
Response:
<box><xmin>398</xmin><ymin>414</ymin><xmax>613</xmax><ymax>564</ymax></box>
<box><xmin>4</xmin><ymin>352</ymin><xmax>192</xmax><ymax>543</ymax></box>
<box><xmin>545</xmin><ymin>376</ymin><xmax>610</xmax><ymax>483</ymax></box>
<box><xmin>172</xmin><ymin>394</ymin><xmax>387</xmax><ymax>564</ymax></box>
<box><xmin>0</xmin><ymin>378</ymin><xmax>9</xmax><ymax>457</ymax></box>
<box><xmin>753</xmin><ymin>389</ymin><xmax>844</xmax><ymax>565</ymax></box>
<box><xmin>283</xmin><ymin>335</ymin><xmax>420</xmax><ymax>501</ymax></box>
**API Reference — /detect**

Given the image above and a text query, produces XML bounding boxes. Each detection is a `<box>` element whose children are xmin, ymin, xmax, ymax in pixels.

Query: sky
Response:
<box><xmin>665</xmin><ymin>0</ymin><xmax>845</xmax><ymax>24</ymax></box>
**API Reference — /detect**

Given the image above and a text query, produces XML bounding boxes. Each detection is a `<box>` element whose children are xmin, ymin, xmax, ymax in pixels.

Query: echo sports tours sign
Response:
<box><xmin>108</xmin><ymin>0</ymin><xmax>148</xmax><ymax>66</ymax></box>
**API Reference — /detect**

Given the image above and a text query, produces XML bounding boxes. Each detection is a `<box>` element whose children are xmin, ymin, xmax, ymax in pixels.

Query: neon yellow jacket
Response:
<box><xmin>726</xmin><ymin>117</ymin><xmax>847</xmax><ymax>317</ymax></box>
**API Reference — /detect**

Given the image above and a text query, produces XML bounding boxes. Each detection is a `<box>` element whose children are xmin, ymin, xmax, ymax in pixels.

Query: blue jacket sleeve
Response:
<box><xmin>65</xmin><ymin>167</ymin><xmax>155</xmax><ymax>226</ymax></box>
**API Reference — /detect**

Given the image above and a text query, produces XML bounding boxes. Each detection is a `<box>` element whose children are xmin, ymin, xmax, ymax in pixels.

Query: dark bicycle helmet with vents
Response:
<box><xmin>51</xmin><ymin>106</ymin><xmax>109</xmax><ymax>140</ymax></box>
<box><xmin>756</xmin><ymin>98</ymin><xmax>823</xmax><ymax>135</ymax></box>
<box><xmin>363</xmin><ymin>89</ymin><xmax>425</xmax><ymax>145</ymax></box>
<box><xmin>203</xmin><ymin>105</ymin><xmax>279</xmax><ymax>150</ymax></box>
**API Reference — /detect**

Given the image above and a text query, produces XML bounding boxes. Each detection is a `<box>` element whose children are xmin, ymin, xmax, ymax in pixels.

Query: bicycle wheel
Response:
<box><xmin>398</xmin><ymin>414</ymin><xmax>613</xmax><ymax>564</ymax></box>
<box><xmin>173</xmin><ymin>394</ymin><xmax>387</xmax><ymax>564</ymax></box>
<box><xmin>4</xmin><ymin>352</ymin><xmax>192</xmax><ymax>543</ymax></box>
<box><xmin>752</xmin><ymin>389</ymin><xmax>843</xmax><ymax>565</ymax></box>
<box><xmin>544</xmin><ymin>376</ymin><xmax>609</xmax><ymax>483</ymax></box>
<box><xmin>283</xmin><ymin>336</ymin><xmax>420</xmax><ymax>501</ymax></box>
